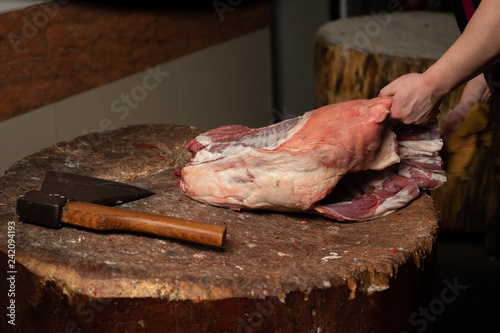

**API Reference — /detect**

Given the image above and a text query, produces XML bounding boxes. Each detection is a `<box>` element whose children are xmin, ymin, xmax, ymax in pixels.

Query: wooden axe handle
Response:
<box><xmin>62</xmin><ymin>201</ymin><xmax>226</xmax><ymax>247</ymax></box>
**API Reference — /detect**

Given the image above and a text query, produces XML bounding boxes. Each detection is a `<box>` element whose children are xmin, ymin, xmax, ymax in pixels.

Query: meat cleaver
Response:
<box><xmin>16</xmin><ymin>171</ymin><xmax>226</xmax><ymax>247</ymax></box>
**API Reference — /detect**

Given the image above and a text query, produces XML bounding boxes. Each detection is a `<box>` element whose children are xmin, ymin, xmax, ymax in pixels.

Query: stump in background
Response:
<box><xmin>431</xmin><ymin>102</ymin><xmax>500</xmax><ymax>257</ymax></box>
<box><xmin>315</xmin><ymin>11</ymin><xmax>462</xmax><ymax>109</ymax></box>
<box><xmin>315</xmin><ymin>11</ymin><xmax>500</xmax><ymax>257</ymax></box>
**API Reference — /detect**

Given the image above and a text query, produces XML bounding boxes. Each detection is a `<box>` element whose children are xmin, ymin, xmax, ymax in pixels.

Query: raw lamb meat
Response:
<box><xmin>180</xmin><ymin>97</ymin><xmax>446</xmax><ymax>221</ymax></box>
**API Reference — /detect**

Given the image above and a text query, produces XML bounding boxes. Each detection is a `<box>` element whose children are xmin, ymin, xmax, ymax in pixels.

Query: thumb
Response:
<box><xmin>379</xmin><ymin>82</ymin><xmax>396</xmax><ymax>97</ymax></box>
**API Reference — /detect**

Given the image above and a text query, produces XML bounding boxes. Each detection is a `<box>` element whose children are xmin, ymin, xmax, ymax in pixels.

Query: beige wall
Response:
<box><xmin>0</xmin><ymin>29</ymin><xmax>272</xmax><ymax>173</ymax></box>
<box><xmin>0</xmin><ymin>1</ymin><xmax>51</xmax><ymax>14</ymax></box>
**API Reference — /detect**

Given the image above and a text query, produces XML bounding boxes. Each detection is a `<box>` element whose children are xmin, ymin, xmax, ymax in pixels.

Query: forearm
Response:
<box><xmin>422</xmin><ymin>0</ymin><xmax>500</xmax><ymax>96</ymax></box>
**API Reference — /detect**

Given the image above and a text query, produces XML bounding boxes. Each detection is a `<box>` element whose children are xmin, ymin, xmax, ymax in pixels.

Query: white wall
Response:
<box><xmin>0</xmin><ymin>29</ymin><xmax>272</xmax><ymax>173</ymax></box>
<box><xmin>0</xmin><ymin>0</ymin><xmax>52</xmax><ymax>14</ymax></box>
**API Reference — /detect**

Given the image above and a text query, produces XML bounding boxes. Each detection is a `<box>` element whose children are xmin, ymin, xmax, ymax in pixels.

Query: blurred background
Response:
<box><xmin>0</xmin><ymin>0</ymin><xmax>453</xmax><ymax>173</ymax></box>
<box><xmin>0</xmin><ymin>1</ymin><xmax>498</xmax><ymax>332</ymax></box>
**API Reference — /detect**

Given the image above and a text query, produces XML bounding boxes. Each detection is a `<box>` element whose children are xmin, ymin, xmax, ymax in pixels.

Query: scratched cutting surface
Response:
<box><xmin>0</xmin><ymin>124</ymin><xmax>438</xmax><ymax>301</ymax></box>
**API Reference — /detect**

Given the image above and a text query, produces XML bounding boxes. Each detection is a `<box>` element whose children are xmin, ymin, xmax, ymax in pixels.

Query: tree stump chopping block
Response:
<box><xmin>315</xmin><ymin>11</ymin><xmax>462</xmax><ymax>110</ymax></box>
<box><xmin>1</xmin><ymin>125</ymin><xmax>439</xmax><ymax>332</ymax></box>
<box><xmin>315</xmin><ymin>11</ymin><xmax>500</xmax><ymax>257</ymax></box>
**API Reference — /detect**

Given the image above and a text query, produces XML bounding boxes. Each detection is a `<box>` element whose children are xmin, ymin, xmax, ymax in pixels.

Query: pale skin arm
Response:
<box><xmin>379</xmin><ymin>0</ymin><xmax>500</xmax><ymax>124</ymax></box>
<box><xmin>440</xmin><ymin>74</ymin><xmax>492</xmax><ymax>136</ymax></box>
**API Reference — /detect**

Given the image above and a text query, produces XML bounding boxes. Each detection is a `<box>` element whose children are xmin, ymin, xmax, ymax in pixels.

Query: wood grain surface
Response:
<box><xmin>0</xmin><ymin>0</ymin><xmax>269</xmax><ymax>122</ymax></box>
<box><xmin>314</xmin><ymin>10</ymin><xmax>500</xmax><ymax>257</ymax></box>
<box><xmin>314</xmin><ymin>11</ymin><xmax>463</xmax><ymax>110</ymax></box>
<box><xmin>0</xmin><ymin>124</ymin><xmax>439</xmax><ymax>332</ymax></box>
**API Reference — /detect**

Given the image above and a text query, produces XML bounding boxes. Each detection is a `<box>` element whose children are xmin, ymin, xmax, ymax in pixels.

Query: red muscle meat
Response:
<box><xmin>180</xmin><ymin>97</ymin><xmax>446</xmax><ymax>221</ymax></box>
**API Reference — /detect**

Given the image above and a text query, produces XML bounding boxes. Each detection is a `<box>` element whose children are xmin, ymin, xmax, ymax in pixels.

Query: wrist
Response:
<box><xmin>421</xmin><ymin>68</ymin><xmax>452</xmax><ymax>100</ymax></box>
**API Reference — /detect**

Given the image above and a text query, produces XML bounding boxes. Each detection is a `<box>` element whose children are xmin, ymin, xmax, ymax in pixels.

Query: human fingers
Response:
<box><xmin>440</xmin><ymin>104</ymin><xmax>467</xmax><ymax>136</ymax></box>
<box><xmin>379</xmin><ymin>81</ymin><xmax>397</xmax><ymax>97</ymax></box>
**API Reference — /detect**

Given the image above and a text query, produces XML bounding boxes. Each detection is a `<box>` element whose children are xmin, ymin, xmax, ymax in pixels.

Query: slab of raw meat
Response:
<box><xmin>180</xmin><ymin>97</ymin><xmax>446</xmax><ymax>221</ymax></box>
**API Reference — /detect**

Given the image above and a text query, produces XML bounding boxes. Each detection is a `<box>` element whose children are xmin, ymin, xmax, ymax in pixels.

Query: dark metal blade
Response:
<box><xmin>41</xmin><ymin>171</ymin><xmax>155</xmax><ymax>206</ymax></box>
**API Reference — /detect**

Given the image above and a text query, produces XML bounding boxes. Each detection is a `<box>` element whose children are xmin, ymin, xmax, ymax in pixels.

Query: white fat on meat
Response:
<box><xmin>180</xmin><ymin>97</ymin><xmax>446</xmax><ymax>221</ymax></box>
<box><xmin>191</xmin><ymin>116</ymin><xmax>309</xmax><ymax>165</ymax></box>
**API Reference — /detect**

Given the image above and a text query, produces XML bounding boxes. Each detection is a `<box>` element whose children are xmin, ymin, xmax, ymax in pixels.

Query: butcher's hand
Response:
<box><xmin>379</xmin><ymin>73</ymin><xmax>444</xmax><ymax>125</ymax></box>
<box><xmin>440</xmin><ymin>74</ymin><xmax>492</xmax><ymax>136</ymax></box>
